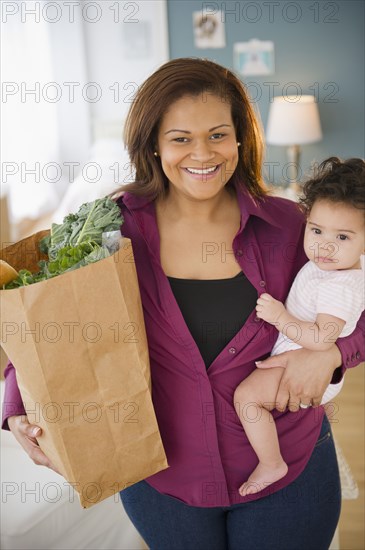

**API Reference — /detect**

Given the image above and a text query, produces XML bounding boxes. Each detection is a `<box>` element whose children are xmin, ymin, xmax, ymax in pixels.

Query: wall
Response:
<box><xmin>167</xmin><ymin>0</ymin><xmax>364</xmax><ymax>184</ymax></box>
<box><xmin>82</xmin><ymin>0</ymin><xmax>169</xmax><ymax>137</ymax></box>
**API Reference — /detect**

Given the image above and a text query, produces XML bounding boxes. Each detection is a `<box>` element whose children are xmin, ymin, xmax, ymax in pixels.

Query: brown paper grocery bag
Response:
<box><xmin>0</xmin><ymin>232</ymin><xmax>169</xmax><ymax>508</ymax></box>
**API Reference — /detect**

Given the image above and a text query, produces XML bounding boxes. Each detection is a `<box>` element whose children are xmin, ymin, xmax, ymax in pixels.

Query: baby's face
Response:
<box><xmin>304</xmin><ymin>200</ymin><xmax>365</xmax><ymax>270</ymax></box>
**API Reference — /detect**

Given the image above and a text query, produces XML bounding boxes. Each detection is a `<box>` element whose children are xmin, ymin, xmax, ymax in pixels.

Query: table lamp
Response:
<box><xmin>266</xmin><ymin>95</ymin><xmax>322</xmax><ymax>189</ymax></box>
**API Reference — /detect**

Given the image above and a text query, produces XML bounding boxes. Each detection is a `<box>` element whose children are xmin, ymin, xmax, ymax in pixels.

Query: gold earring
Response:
<box><xmin>154</xmin><ymin>151</ymin><xmax>159</xmax><ymax>157</ymax></box>
<box><xmin>237</xmin><ymin>142</ymin><xmax>241</xmax><ymax>147</ymax></box>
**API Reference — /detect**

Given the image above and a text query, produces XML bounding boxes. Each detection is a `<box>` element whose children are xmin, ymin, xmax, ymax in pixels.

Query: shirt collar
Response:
<box><xmin>121</xmin><ymin>191</ymin><xmax>153</xmax><ymax>210</ymax></box>
<box><xmin>236</xmin><ymin>184</ymin><xmax>287</xmax><ymax>230</ymax></box>
<box><xmin>121</xmin><ymin>181</ymin><xmax>290</xmax><ymax>230</ymax></box>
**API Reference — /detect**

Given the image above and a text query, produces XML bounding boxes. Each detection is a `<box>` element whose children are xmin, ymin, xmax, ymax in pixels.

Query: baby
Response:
<box><xmin>234</xmin><ymin>156</ymin><xmax>365</xmax><ymax>496</ymax></box>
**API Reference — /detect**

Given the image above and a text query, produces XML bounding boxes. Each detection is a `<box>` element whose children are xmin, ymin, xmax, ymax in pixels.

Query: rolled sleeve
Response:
<box><xmin>2</xmin><ymin>361</ymin><xmax>26</xmax><ymax>431</ymax></box>
<box><xmin>335</xmin><ymin>310</ymin><xmax>365</xmax><ymax>379</ymax></box>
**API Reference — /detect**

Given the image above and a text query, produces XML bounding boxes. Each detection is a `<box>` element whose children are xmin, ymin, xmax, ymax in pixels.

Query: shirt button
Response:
<box><xmin>356</xmin><ymin>351</ymin><xmax>361</xmax><ymax>360</ymax></box>
<box><xmin>235</xmin><ymin>250</ymin><xmax>243</xmax><ymax>257</ymax></box>
<box><xmin>229</xmin><ymin>347</ymin><xmax>236</xmax><ymax>354</ymax></box>
<box><xmin>259</xmin><ymin>281</ymin><xmax>266</xmax><ymax>287</ymax></box>
<box><xmin>254</xmin><ymin>316</ymin><xmax>261</xmax><ymax>323</ymax></box>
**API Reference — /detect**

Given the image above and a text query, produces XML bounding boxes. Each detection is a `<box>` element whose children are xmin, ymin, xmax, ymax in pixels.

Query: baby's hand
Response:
<box><xmin>256</xmin><ymin>293</ymin><xmax>286</xmax><ymax>325</ymax></box>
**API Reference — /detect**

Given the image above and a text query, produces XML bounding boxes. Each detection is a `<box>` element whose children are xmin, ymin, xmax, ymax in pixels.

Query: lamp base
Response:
<box><xmin>286</xmin><ymin>144</ymin><xmax>301</xmax><ymax>193</ymax></box>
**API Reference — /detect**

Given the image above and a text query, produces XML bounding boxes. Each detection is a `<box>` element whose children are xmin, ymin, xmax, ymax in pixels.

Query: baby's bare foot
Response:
<box><xmin>239</xmin><ymin>461</ymin><xmax>288</xmax><ymax>497</ymax></box>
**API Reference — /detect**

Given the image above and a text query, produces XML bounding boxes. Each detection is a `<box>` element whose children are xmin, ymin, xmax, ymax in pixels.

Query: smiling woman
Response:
<box><xmin>4</xmin><ymin>57</ymin><xmax>365</xmax><ymax>550</ymax></box>
<box><xmin>118</xmin><ymin>57</ymin><xmax>265</xmax><ymax>202</ymax></box>
<box><xmin>156</xmin><ymin>94</ymin><xmax>240</xmax><ymax>199</ymax></box>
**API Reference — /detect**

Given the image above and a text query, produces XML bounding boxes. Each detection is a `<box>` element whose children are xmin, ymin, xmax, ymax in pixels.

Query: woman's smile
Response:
<box><xmin>157</xmin><ymin>94</ymin><xmax>239</xmax><ymax>198</ymax></box>
<box><xmin>181</xmin><ymin>163</ymin><xmax>222</xmax><ymax>180</ymax></box>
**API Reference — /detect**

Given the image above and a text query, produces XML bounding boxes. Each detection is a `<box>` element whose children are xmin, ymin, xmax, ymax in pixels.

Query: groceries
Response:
<box><xmin>4</xmin><ymin>197</ymin><xmax>124</xmax><ymax>289</ymax></box>
<box><xmin>0</xmin><ymin>260</ymin><xmax>18</xmax><ymax>287</ymax></box>
<box><xmin>0</xmin><ymin>196</ymin><xmax>169</xmax><ymax>508</ymax></box>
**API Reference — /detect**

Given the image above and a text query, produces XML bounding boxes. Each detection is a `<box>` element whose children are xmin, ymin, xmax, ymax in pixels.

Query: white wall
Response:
<box><xmin>82</xmin><ymin>0</ymin><xmax>170</xmax><ymax>139</ymax></box>
<box><xmin>1</xmin><ymin>0</ymin><xmax>169</xmax><ymax>225</ymax></box>
<box><xmin>42</xmin><ymin>0</ymin><xmax>170</xmax><ymax>224</ymax></box>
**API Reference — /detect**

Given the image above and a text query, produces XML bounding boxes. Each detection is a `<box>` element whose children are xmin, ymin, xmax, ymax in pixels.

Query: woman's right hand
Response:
<box><xmin>7</xmin><ymin>414</ymin><xmax>62</xmax><ymax>475</ymax></box>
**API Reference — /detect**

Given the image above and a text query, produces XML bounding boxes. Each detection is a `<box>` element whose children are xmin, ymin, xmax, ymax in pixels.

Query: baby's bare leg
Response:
<box><xmin>233</xmin><ymin>367</ymin><xmax>288</xmax><ymax>496</ymax></box>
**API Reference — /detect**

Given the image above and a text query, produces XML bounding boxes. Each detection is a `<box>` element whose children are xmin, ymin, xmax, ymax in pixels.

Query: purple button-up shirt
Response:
<box><xmin>2</xmin><ymin>183</ymin><xmax>365</xmax><ymax>507</ymax></box>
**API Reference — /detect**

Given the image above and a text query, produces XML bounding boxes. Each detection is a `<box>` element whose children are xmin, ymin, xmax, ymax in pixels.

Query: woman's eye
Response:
<box><xmin>173</xmin><ymin>137</ymin><xmax>189</xmax><ymax>143</ymax></box>
<box><xmin>338</xmin><ymin>234</ymin><xmax>348</xmax><ymax>240</ymax></box>
<box><xmin>210</xmin><ymin>133</ymin><xmax>225</xmax><ymax>140</ymax></box>
<box><xmin>311</xmin><ymin>228</ymin><xmax>321</xmax><ymax>234</ymax></box>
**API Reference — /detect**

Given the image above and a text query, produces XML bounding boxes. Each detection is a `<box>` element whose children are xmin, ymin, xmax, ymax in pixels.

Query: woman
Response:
<box><xmin>3</xmin><ymin>58</ymin><xmax>365</xmax><ymax>550</ymax></box>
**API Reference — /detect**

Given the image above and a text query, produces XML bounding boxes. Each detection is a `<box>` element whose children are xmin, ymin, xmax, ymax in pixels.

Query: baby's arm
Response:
<box><xmin>256</xmin><ymin>293</ymin><xmax>346</xmax><ymax>351</ymax></box>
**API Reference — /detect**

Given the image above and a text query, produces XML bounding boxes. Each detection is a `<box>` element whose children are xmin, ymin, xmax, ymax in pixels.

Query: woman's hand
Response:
<box><xmin>256</xmin><ymin>346</ymin><xmax>342</xmax><ymax>412</ymax></box>
<box><xmin>7</xmin><ymin>414</ymin><xmax>62</xmax><ymax>475</ymax></box>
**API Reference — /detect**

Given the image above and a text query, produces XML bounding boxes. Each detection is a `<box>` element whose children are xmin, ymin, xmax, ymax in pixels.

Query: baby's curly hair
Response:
<box><xmin>299</xmin><ymin>157</ymin><xmax>365</xmax><ymax>214</ymax></box>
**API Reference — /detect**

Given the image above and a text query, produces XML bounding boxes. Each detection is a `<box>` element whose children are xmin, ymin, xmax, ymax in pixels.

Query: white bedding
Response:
<box><xmin>1</xmin><ymin>137</ymin><xmax>146</xmax><ymax>549</ymax></box>
<box><xmin>0</xmin><ymin>382</ymin><xmax>145</xmax><ymax>550</ymax></box>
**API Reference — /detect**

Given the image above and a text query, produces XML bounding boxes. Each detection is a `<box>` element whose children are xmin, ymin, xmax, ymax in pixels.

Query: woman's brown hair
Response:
<box><xmin>116</xmin><ymin>57</ymin><xmax>266</xmax><ymax>200</ymax></box>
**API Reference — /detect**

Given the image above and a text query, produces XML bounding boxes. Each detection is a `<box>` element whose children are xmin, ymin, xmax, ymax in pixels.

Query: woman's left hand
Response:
<box><xmin>255</xmin><ymin>346</ymin><xmax>342</xmax><ymax>412</ymax></box>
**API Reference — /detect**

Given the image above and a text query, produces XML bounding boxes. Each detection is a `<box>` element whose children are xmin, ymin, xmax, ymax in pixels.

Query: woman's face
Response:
<box><xmin>157</xmin><ymin>93</ymin><xmax>239</xmax><ymax>201</ymax></box>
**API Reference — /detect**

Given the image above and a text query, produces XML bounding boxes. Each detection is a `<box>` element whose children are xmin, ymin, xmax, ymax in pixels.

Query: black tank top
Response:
<box><xmin>167</xmin><ymin>271</ymin><xmax>258</xmax><ymax>369</ymax></box>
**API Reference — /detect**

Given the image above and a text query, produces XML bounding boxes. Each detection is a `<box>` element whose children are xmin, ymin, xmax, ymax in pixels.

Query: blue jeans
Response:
<box><xmin>119</xmin><ymin>415</ymin><xmax>341</xmax><ymax>550</ymax></box>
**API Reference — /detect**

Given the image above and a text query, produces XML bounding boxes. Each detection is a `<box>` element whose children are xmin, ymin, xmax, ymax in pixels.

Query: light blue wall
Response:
<box><xmin>166</xmin><ymin>0</ymin><xmax>364</xmax><ymax>185</ymax></box>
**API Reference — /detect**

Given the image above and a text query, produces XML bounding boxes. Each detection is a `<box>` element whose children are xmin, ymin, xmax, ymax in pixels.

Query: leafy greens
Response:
<box><xmin>40</xmin><ymin>196</ymin><xmax>123</xmax><ymax>259</ymax></box>
<box><xmin>5</xmin><ymin>197</ymin><xmax>124</xmax><ymax>289</ymax></box>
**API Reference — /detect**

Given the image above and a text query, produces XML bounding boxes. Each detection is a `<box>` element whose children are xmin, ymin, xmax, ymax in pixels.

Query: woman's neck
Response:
<box><xmin>157</xmin><ymin>185</ymin><xmax>237</xmax><ymax>224</ymax></box>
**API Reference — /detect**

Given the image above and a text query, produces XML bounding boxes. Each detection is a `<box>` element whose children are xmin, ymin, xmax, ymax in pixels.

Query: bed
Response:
<box><xmin>0</xmin><ymin>381</ymin><xmax>146</xmax><ymax>550</ymax></box>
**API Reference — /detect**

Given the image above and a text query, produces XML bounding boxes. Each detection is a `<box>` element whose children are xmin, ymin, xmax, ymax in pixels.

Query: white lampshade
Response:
<box><xmin>266</xmin><ymin>95</ymin><xmax>322</xmax><ymax>145</ymax></box>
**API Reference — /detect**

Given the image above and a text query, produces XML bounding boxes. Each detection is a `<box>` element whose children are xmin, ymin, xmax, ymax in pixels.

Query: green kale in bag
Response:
<box><xmin>5</xmin><ymin>197</ymin><xmax>124</xmax><ymax>289</ymax></box>
<box><xmin>40</xmin><ymin>196</ymin><xmax>123</xmax><ymax>259</ymax></box>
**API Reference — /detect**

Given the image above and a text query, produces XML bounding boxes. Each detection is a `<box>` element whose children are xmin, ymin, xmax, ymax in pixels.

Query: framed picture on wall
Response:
<box><xmin>192</xmin><ymin>11</ymin><xmax>226</xmax><ymax>49</ymax></box>
<box><xmin>234</xmin><ymin>39</ymin><xmax>274</xmax><ymax>76</ymax></box>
